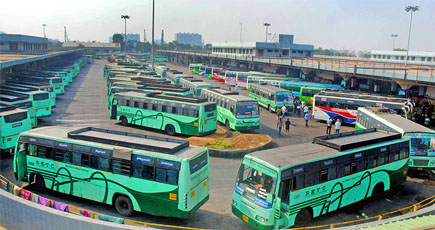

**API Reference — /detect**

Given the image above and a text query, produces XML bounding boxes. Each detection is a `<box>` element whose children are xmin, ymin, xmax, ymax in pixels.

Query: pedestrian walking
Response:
<box><xmin>304</xmin><ymin>112</ymin><xmax>311</xmax><ymax>127</ymax></box>
<box><xmin>297</xmin><ymin>105</ymin><xmax>301</xmax><ymax>117</ymax></box>
<box><xmin>326</xmin><ymin>117</ymin><xmax>333</xmax><ymax>135</ymax></box>
<box><xmin>276</xmin><ymin>108</ymin><xmax>282</xmax><ymax>121</ymax></box>
<box><xmin>293</xmin><ymin>100</ymin><xmax>297</xmax><ymax>113</ymax></box>
<box><xmin>335</xmin><ymin>119</ymin><xmax>341</xmax><ymax>134</ymax></box>
<box><xmin>281</xmin><ymin>105</ymin><xmax>287</xmax><ymax>118</ymax></box>
<box><xmin>285</xmin><ymin>118</ymin><xmax>291</xmax><ymax>134</ymax></box>
<box><xmin>301</xmin><ymin>100</ymin><xmax>306</xmax><ymax>109</ymax></box>
<box><xmin>235</xmin><ymin>83</ymin><xmax>239</xmax><ymax>91</ymax></box>
<box><xmin>303</xmin><ymin>105</ymin><xmax>309</xmax><ymax>116</ymax></box>
<box><xmin>277</xmin><ymin>118</ymin><xmax>284</xmax><ymax>137</ymax></box>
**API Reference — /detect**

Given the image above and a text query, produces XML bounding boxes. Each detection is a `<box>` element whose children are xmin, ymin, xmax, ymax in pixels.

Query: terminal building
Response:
<box><xmin>211</xmin><ymin>34</ymin><xmax>314</xmax><ymax>58</ymax></box>
<box><xmin>175</xmin><ymin>33</ymin><xmax>203</xmax><ymax>47</ymax></box>
<box><xmin>0</xmin><ymin>34</ymin><xmax>48</xmax><ymax>52</ymax></box>
<box><xmin>371</xmin><ymin>50</ymin><xmax>435</xmax><ymax>63</ymax></box>
<box><xmin>62</xmin><ymin>42</ymin><xmax>121</xmax><ymax>53</ymax></box>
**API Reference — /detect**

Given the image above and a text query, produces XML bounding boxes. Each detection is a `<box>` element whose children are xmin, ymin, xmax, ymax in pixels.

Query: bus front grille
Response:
<box><xmin>413</xmin><ymin>159</ymin><xmax>429</xmax><ymax>166</ymax></box>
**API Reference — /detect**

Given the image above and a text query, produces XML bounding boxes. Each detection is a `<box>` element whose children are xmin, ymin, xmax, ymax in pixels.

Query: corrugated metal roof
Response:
<box><xmin>361</xmin><ymin>215</ymin><xmax>435</xmax><ymax>230</ymax></box>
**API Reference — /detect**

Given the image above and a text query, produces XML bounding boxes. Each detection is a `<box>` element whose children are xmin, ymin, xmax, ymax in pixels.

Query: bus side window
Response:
<box><xmin>126</xmin><ymin>100</ymin><xmax>130</xmax><ymax>107</ymax></box>
<box><xmin>400</xmin><ymin>148</ymin><xmax>408</xmax><ymax>159</ymax></box>
<box><xmin>292</xmin><ymin>174</ymin><xmax>305</xmax><ymax>190</ymax></box>
<box><xmin>305</xmin><ymin>171</ymin><xmax>319</xmax><ymax>187</ymax></box>
<box><xmin>19</xmin><ymin>142</ymin><xmax>29</xmax><ymax>155</ymax></box>
<box><xmin>143</xmin><ymin>103</ymin><xmax>148</xmax><ymax>109</ymax></box>
<box><xmin>320</xmin><ymin>167</ymin><xmax>337</xmax><ymax>183</ymax></box>
<box><xmin>112</xmin><ymin>159</ymin><xmax>131</xmax><ymax>176</ymax></box>
<box><xmin>390</xmin><ymin>150</ymin><xmax>400</xmax><ymax>162</ymax></box>
<box><xmin>132</xmin><ymin>163</ymin><xmax>154</xmax><ymax>180</ymax></box>
<box><xmin>29</xmin><ymin>144</ymin><xmax>37</xmax><ymax>156</ymax></box>
<box><xmin>162</xmin><ymin>105</ymin><xmax>167</xmax><ymax>113</ymax></box>
<box><xmin>378</xmin><ymin>153</ymin><xmax>386</xmax><ymax>165</ymax></box>
<box><xmin>72</xmin><ymin>152</ymin><xmax>81</xmax><ymax>166</ymax></box>
<box><xmin>81</xmin><ymin>154</ymin><xmax>90</xmax><ymax>167</ymax></box>
<box><xmin>37</xmin><ymin>146</ymin><xmax>53</xmax><ymax>159</ymax></box>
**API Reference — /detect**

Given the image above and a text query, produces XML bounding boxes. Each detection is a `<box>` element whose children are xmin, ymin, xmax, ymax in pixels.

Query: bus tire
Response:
<box><xmin>34</xmin><ymin>174</ymin><xmax>46</xmax><ymax>192</ymax></box>
<box><xmin>120</xmin><ymin>116</ymin><xmax>128</xmax><ymax>126</ymax></box>
<box><xmin>295</xmin><ymin>208</ymin><xmax>312</xmax><ymax>227</ymax></box>
<box><xmin>372</xmin><ymin>183</ymin><xmax>385</xmax><ymax>199</ymax></box>
<box><xmin>225</xmin><ymin>120</ymin><xmax>230</xmax><ymax>130</ymax></box>
<box><xmin>115</xmin><ymin>195</ymin><xmax>134</xmax><ymax>217</ymax></box>
<box><xmin>165</xmin><ymin>124</ymin><xmax>176</xmax><ymax>136</ymax></box>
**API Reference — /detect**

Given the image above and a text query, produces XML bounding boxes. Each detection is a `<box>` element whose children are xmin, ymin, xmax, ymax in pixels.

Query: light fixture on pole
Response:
<box><xmin>151</xmin><ymin>0</ymin><xmax>155</xmax><ymax>70</ymax></box>
<box><xmin>263</xmin><ymin>23</ymin><xmax>271</xmax><ymax>43</ymax></box>
<box><xmin>404</xmin><ymin>5</ymin><xmax>419</xmax><ymax>66</ymax></box>
<box><xmin>42</xmin><ymin>24</ymin><xmax>47</xmax><ymax>38</ymax></box>
<box><xmin>391</xmin><ymin>34</ymin><xmax>398</xmax><ymax>50</ymax></box>
<box><xmin>121</xmin><ymin>15</ymin><xmax>130</xmax><ymax>54</ymax></box>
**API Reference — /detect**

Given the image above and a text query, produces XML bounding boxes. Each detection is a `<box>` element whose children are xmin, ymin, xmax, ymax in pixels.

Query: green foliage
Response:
<box><xmin>205</xmin><ymin>140</ymin><xmax>233</xmax><ymax>149</ymax></box>
<box><xmin>135</xmin><ymin>42</ymin><xmax>152</xmax><ymax>53</ymax></box>
<box><xmin>393</xmin><ymin>48</ymin><xmax>407</xmax><ymax>51</ymax></box>
<box><xmin>77</xmin><ymin>44</ymin><xmax>85</xmax><ymax>48</ymax></box>
<box><xmin>314</xmin><ymin>47</ymin><xmax>356</xmax><ymax>57</ymax></box>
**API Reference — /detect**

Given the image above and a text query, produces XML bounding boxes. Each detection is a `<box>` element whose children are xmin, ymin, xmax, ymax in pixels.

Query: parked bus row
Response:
<box><xmin>0</xmin><ymin>57</ymin><xmax>88</xmax><ymax>153</ymax></box>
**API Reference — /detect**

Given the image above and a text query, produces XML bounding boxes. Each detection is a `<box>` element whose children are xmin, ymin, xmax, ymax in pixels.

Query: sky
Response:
<box><xmin>1</xmin><ymin>0</ymin><xmax>434</xmax><ymax>52</ymax></box>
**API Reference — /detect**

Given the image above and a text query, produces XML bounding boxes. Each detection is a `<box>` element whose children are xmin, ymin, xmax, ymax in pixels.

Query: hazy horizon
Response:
<box><xmin>1</xmin><ymin>0</ymin><xmax>434</xmax><ymax>52</ymax></box>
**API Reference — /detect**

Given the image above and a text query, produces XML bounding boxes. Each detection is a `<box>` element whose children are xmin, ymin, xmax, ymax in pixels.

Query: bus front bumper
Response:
<box><xmin>232</xmin><ymin>204</ymin><xmax>273</xmax><ymax>230</ymax></box>
<box><xmin>235</xmin><ymin>125</ymin><xmax>260</xmax><ymax>131</ymax></box>
<box><xmin>177</xmin><ymin>194</ymin><xmax>209</xmax><ymax>218</ymax></box>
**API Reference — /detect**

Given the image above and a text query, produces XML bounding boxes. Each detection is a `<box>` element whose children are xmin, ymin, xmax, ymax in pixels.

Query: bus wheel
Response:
<box><xmin>295</xmin><ymin>208</ymin><xmax>312</xmax><ymax>227</ymax></box>
<box><xmin>34</xmin><ymin>175</ymin><xmax>46</xmax><ymax>192</ymax></box>
<box><xmin>115</xmin><ymin>195</ymin><xmax>133</xmax><ymax>217</ymax></box>
<box><xmin>372</xmin><ymin>183</ymin><xmax>385</xmax><ymax>199</ymax></box>
<box><xmin>165</xmin><ymin>124</ymin><xmax>175</xmax><ymax>136</ymax></box>
<box><xmin>120</xmin><ymin>116</ymin><xmax>128</xmax><ymax>126</ymax></box>
<box><xmin>225</xmin><ymin>120</ymin><xmax>230</xmax><ymax>130</ymax></box>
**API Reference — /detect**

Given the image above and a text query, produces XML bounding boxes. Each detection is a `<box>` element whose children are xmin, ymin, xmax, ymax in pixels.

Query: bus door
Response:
<box><xmin>110</xmin><ymin>99</ymin><xmax>118</xmax><ymax>120</ymax></box>
<box><xmin>14</xmin><ymin>142</ymin><xmax>29</xmax><ymax>181</ymax></box>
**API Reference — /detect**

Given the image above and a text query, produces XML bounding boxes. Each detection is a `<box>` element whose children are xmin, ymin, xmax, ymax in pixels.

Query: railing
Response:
<box><xmin>159</xmin><ymin>50</ymin><xmax>435</xmax><ymax>84</ymax></box>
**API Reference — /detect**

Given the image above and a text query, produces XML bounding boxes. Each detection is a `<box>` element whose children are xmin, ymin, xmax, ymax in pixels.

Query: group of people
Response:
<box><xmin>326</xmin><ymin>117</ymin><xmax>341</xmax><ymax>135</ymax></box>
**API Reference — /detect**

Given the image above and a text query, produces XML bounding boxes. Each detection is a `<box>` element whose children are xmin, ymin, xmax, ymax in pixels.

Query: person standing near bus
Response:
<box><xmin>335</xmin><ymin>119</ymin><xmax>341</xmax><ymax>134</ymax></box>
<box><xmin>326</xmin><ymin>117</ymin><xmax>333</xmax><ymax>134</ymax></box>
<box><xmin>276</xmin><ymin>107</ymin><xmax>282</xmax><ymax>121</ymax></box>
<box><xmin>285</xmin><ymin>118</ymin><xmax>291</xmax><ymax>134</ymax></box>
<box><xmin>303</xmin><ymin>105</ymin><xmax>309</xmax><ymax>116</ymax></box>
<box><xmin>235</xmin><ymin>82</ymin><xmax>239</xmax><ymax>92</ymax></box>
<box><xmin>293</xmin><ymin>99</ymin><xmax>298</xmax><ymax>113</ymax></box>
<box><xmin>281</xmin><ymin>105</ymin><xmax>287</xmax><ymax>118</ymax></box>
<box><xmin>277</xmin><ymin>118</ymin><xmax>284</xmax><ymax>137</ymax></box>
<box><xmin>304</xmin><ymin>112</ymin><xmax>311</xmax><ymax>127</ymax></box>
<box><xmin>301</xmin><ymin>100</ymin><xmax>306</xmax><ymax>109</ymax></box>
<box><xmin>297</xmin><ymin>104</ymin><xmax>301</xmax><ymax>117</ymax></box>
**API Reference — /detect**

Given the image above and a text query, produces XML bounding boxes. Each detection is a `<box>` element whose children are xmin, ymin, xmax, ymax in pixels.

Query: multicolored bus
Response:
<box><xmin>312</xmin><ymin>91</ymin><xmax>406</xmax><ymax>124</ymax></box>
<box><xmin>201</xmin><ymin>88</ymin><xmax>260</xmax><ymax>131</ymax></box>
<box><xmin>179</xmin><ymin>78</ymin><xmax>214</xmax><ymax>96</ymax></box>
<box><xmin>0</xmin><ymin>86</ymin><xmax>52</xmax><ymax>118</ymax></box>
<box><xmin>249</xmin><ymin>83</ymin><xmax>293</xmax><ymax>112</ymax></box>
<box><xmin>111</xmin><ymin>92</ymin><xmax>217</xmax><ymax>136</ymax></box>
<box><xmin>4</xmin><ymin>81</ymin><xmax>56</xmax><ymax>107</ymax></box>
<box><xmin>189</xmin><ymin>64</ymin><xmax>202</xmax><ymax>74</ymax></box>
<box><xmin>356</xmin><ymin>107</ymin><xmax>435</xmax><ymax>171</ymax></box>
<box><xmin>5</xmin><ymin>74</ymin><xmax>65</xmax><ymax>95</ymax></box>
<box><xmin>0</xmin><ymin>92</ymin><xmax>37</xmax><ymax>128</ymax></box>
<box><xmin>232</xmin><ymin>129</ymin><xmax>409</xmax><ymax>229</ymax></box>
<box><xmin>14</xmin><ymin>126</ymin><xmax>210</xmax><ymax>218</ymax></box>
<box><xmin>0</xmin><ymin>103</ymin><xmax>32</xmax><ymax>152</ymax></box>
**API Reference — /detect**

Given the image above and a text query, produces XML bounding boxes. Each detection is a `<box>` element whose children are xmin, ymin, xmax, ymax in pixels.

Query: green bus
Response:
<box><xmin>356</xmin><ymin>107</ymin><xmax>435</xmax><ymax>171</ymax></box>
<box><xmin>232</xmin><ymin>129</ymin><xmax>409</xmax><ymax>229</ymax></box>
<box><xmin>13</xmin><ymin>126</ymin><xmax>210</xmax><ymax>218</ymax></box>
<box><xmin>19</xmin><ymin>70</ymin><xmax>70</xmax><ymax>87</ymax></box>
<box><xmin>6</xmin><ymin>74</ymin><xmax>65</xmax><ymax>95</ymax></box>
<box><xmin>32</xmin><ymin>69</ymin><xmax>73</xmax><ymax>85</ymax></box>
<box><xmin>0</xmin><ymin>103</ymin><xmax>32</xmax><ymax>152</ymax></box>
<box><xmin>0</xmin><ymin>86</ymin><xmax>52</xmax><ymax>118</ymax></box>
<box><xmin>249</xmin><ymin>83</ymin><xmax>293</xmax><ymax>113</ymax></box>
<box><xmin>201</xmin><ymin>88</ymin><xmax>260</xmax><ymax>131</ymax></box>
<box><xmin>107</xmin><ymin>76</ymin><xmax>169</xmax><ymax>88</ymax></box>
<box><xmin>0</xmin><ymin>92</ymin><xmax>37</xmax><ymax>128</ymax></box>
<box><xmin>4</xmin><ymin>81</ymin><xmax>56</xmax><ymax>107</ymax></box>
<box><xmin>109</xmin><ymin>82</ymin><xmax>193</xmax><ymax>97</ymax></box>
<box><xmin>155</xmin><ymin>65</ymin><xmax>170</xmax><ymax>78</ymax></box>
<box><xmin>166</xmin><ymin>71</ymin><xmax>193</xmax><ymax>85</ymax></box>
<box><xmin>111</xmin><ymin>92</ymin><xmax>217</xmax><ymax>136</ymax></box>
<box><xmin>179</xmin><ymin>78</ymin><xmax>214</xmax><ymax>97</ymax></box>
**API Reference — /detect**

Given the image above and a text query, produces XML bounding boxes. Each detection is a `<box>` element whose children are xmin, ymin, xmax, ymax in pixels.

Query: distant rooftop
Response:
<box><xmin>371</xmin><ymin>50</ymin><xmax>435</xmax><ymax>57</ymax></box>
<box><xmin>62</xmin><ymin>42</ymin><xmax>120</xmax><ymax>48</ymax></box>
<box><xmin>0</xmin><ymin>33</ymin><xmax>48</xmax><ymax>44</ymax></box>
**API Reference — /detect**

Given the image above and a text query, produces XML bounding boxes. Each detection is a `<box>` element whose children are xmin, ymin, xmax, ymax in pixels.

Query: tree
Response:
<box><xmin>135</xmin><ymin>42</ymin><xmax>151</xmax><ymax>53</ymax></box>
<box><xmin>77</xmin><ymin>44</ymin><xmax>85</xmax><ymax>48</ymax></box>
<box><xmin>112</xmin><ymin>33</ymin><xmax>124</xmax><ymax>51</ymax></box>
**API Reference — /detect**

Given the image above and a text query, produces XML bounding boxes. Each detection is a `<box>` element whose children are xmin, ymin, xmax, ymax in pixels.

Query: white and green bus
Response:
<box><xmin>0</xmin><ymin>92</ymin><xmax>37</xmax><ymax>128</ymax></box>
<box><xmin>14</xmin><ymin>126</ymin><xmax>210</xmax><ymax>218</ymax></box>
<box><xmin>6</xmin><ymin>74</ymin><xmax>65</xmax><ymax>95</ymax></box>
<box><xmin>356</xmin><ymin>107</ymin><xmax>435</xmax><ymax>171</ymax></box>
<box><xmin>0</xmin><ymin>103</ymin><xmax>32</xmax><ymax>152</ymax></box>
<box><xmin>201</xmin><ymin>88</ymin><xmax>260</xmax><ymax>131</ymax></box>
<box><xmin>108</xmin><ymin>82</ymin><xmax>194</xmax><ymax>97</ymax></box>
<box><xmin>111</xmin><ymin>92</ymin><xmax>217</xmax><ymax>136</ymax></box>
<box><xmin>166</xmin><ymin>71</ymin><xmax>193</xmax><ymax>85</ymax></box>
<box><xmin>0</xmin><ymin>86</ymin><xmax>52</xmax><ymax>117</ymax></box>
<box><xmin>232</xmin><ymin>129</ymin><xmax>410</xmax><ymax>229</ymax></box>
<box><xmin>249</xmin><ymin>83</ymin><xmax>293</xmax><ymax>113</ymax></box>
<box><xmin>179</xmin><ymin>78</ymin><xmax>214</xmax><ymax>97</ymax></box>
<box><xmin>4</xmin><ymin>81</ymin><xmax>56</xmax><ymax>107</ymax></box>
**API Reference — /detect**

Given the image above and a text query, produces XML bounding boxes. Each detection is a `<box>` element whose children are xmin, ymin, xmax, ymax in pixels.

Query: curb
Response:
<box><xmin>207</xmin><ymin>136</ymin><xmax>273</xmax><ymax>158</ymax></box>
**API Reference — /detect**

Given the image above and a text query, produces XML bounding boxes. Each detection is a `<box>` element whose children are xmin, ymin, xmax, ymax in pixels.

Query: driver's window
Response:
<box><xmin>19</xmin><ymin>142</ymin><xmax>29</xmax><ymax>155</ymax></box>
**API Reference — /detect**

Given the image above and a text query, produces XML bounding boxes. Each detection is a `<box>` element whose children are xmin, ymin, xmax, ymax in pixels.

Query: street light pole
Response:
<box><xmin>404</xmin><ymin>5</ymin><xmax>419</xmax><ymax>66</ymax></box>
<box><xmin>151</xmin><ymin>0</ymin><xmax>155</xmax><ymax>70</ymax></box>
<box><xmin>263</xmin><ymin>23</ymin><xmax>271</xmax><ymax>43</ymax></box>
<box><xmin>391</xmin><ymin>34</ymin><xmax>398</xmax><ymax>50</ymax></box>
<box><xmin>42</xmin><ymin>24</ymin><xmax>47</xmax><ymax>38</ymax></box>
<box><xmin>121</xmin><ymin>15</ymin><xmax>130</xmax><ymax>55</ymax></box>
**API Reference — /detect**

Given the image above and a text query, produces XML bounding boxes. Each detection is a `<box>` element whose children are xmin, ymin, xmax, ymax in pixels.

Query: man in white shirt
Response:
<box><xmin>303</xmin><ymin>105</ymin><xmax>309</xmax><ymax>116</ymax></box>
<box><xmin>281</xmin><ymin>105</ymin><xmax>287</xmax><ymax>118</ymax></box>
<box><xmin>335</xmin><ymin>119</ymin><xmax>341</xmax><ymax>134</ymax></box>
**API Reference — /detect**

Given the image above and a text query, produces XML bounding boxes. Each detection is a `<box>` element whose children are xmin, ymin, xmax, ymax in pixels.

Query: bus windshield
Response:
<box><xmin>411</xmin><ymin>137</ymin><xmax>435</xmax><ymax>156</ymax></box>
<box><xmin>236</xmin><ymin>101</ymin><xmax>259</xmax><ymax>118</ymax></box>
<box><xmin>276</xmin><ymin>93</ymin><xmax>292</xmax><ymax>103</ymax></box>
<box><xmin>4</xmin><ymin>112</ymin><xmax>27</xmax><ymax>123</ymax></box>
<box><xmin>33</xmin><ymin>93</ymin><xmax>49</xmax><ymax>101</ymax></box>
<box><xmin>236</xmin><ymin>164</ymin><xmax>276</xmax><ymax>208</ymax></box>
<box><xmin>52</xmin><ymin>78</ymin><xmax>63</xmax><ymax>83</ymax></box>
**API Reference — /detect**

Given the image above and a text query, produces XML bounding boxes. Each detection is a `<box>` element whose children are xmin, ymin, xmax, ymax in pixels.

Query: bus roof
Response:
<box><xmin>0</xmin><ymin>104</ymin><xmax>27</xmax><ymax>116</ymax></box>
<box><xmin>281</xmin><ymin>81</ymin><xmax>343</xmax><ymax>89</ymax></box>
<box><xmin>249</xmin><ymin>129</ymin><xmax>402</xmax><ymax>168</ymax></box>
<box><xmin>116</xmin><ymin>91</ymin><xmax>209</xmax><ymax>104</ymax></box>
<box><xmin>358</xmin><ymin>107</ymin><xmax>435</xmax><ymax>134</ymax></box>
<box><xmin>21</xmin><ymin>126</ymin><xmax>204</xmax><ymax>160</ymax></box>
<box><xmin>204</xmin><ymin>88</ymin><xmax>254</xmax><ymax>101</ymax></box>
<box><xmin>250</xmin><ymin>83</ymin><xmax>292</xmax><ymax>94</ymax></box>
<box><xmin>180</xmin><ymin>78</ymin><xmax>214</xmax><ymax>87</ymax></box>
<box><xmin>0</xmin><ymin>85</ymin><xmax>43</xmax><ymax>94</ymax></box>
<box><xmin>5</xmin><ymin>80</ymin><xmax>51</xmax><ymax>87</ymax></box>
<box><xmin>0</xmin><ymin>93</ymin><xmax>29</xmax><ymax>102</ymax></box>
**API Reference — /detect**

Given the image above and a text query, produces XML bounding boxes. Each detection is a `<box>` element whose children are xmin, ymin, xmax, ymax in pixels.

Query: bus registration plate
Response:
<box><xmin>242</xmin><ymin>214</ymin><xmax>249</xmax><ymax>223</ymax></box>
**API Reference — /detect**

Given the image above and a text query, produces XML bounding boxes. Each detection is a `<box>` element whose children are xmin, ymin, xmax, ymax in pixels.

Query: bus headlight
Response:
<box><xmin>255</xmin><ymin>215</ymin><xmax>266</xmax><ymax>223</ymax></box>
